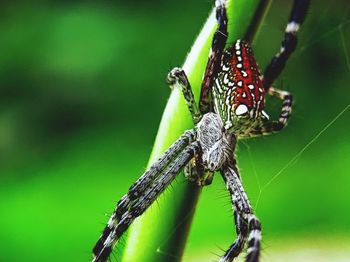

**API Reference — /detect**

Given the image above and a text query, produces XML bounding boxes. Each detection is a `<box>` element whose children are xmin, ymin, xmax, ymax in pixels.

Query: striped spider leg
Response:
<box><xmin>93</xmin><ymin>0</ymin><xmax>310</xmax><ymax>261</ymax></box>
<box><xmin>220</xmin><ymin>160</ymin><xmax>261</xmax><ymax>262</ymax></box>
<box><xmin>256</xmin><ymin>0</ymin><xmax>310</xmax><ymax>135</ymax></box>
<box><xmin>263</xmin><ymin>0</ymin><xmax>311</xmax><ymax>91</ymax></box>
<box><xmin>92</xmin><ymin>129</ymin><xmax>200</xmax><ymax>261</ymax></box>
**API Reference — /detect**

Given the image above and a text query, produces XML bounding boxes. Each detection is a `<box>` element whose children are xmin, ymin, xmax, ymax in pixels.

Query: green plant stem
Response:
<box><xmin>120</xmin><ymin>1</ymin><xmax>270</xmax><ymax>261</ymax></box>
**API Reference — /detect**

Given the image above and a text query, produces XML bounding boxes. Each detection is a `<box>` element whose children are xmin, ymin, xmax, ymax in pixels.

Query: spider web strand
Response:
<box><xmin>300</xmin><ymin>20</ymin><xmax>350</xmax><ymax>52</ymax></box>
<box><xmin>260</xmin><ymin>103</ymin><xmax>350</xmax><ymax>192</ymax></box>
<box><xmin>339</xmin><ymin>24</ymin><xmax>350</xmax><ymax>73</ymax></box>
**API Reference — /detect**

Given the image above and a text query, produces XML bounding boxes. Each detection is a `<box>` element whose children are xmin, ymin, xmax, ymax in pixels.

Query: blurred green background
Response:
<box><xmin>0</xmin><ymin>0</ymin><xmax>349</xmax><ymax>261</ymax></box>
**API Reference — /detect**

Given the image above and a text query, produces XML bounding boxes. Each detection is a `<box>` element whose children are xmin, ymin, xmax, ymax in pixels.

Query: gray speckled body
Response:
<box><xmin>196</xmin><ymin>112</ymin><xmax>234</xmax><ymax>172</ymax></box>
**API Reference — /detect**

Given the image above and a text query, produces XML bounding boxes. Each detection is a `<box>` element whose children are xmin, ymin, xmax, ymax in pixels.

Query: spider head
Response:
<box><xmin>212</xmin><ymin>40</ymin><xmax>268</xmax><ymax>134</ymax></box>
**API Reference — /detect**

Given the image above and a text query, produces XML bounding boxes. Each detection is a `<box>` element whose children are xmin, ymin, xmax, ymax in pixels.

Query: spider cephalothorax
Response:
<box><xmin>196</xmin><ymin>112</ymin><xmax>233</xmax><ymax>172</ymax></box>
<box><xmin>93</xmin><ymin>0</ymin><xmax>310</xmax><ymax>262</ymax></box>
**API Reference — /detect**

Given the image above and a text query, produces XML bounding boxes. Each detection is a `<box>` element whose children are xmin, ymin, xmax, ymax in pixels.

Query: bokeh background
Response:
<box><xmin>0</xmin><ymin>0</ymin><xmax>349</xmax><ymax>261</ymax></box>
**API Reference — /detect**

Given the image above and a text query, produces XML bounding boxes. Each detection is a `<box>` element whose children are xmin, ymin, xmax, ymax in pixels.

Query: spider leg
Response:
<box><xmin>248</xmin><ymin>87</ymin><xmax>293</xmax><ymax>136</ymax></box>
<box><xmin>128</xmin><ymin>130</ymin><xmax>196</xmax><ymax>199</ymax></box>
<box><xmin>199</xmin><ymin>0</ymin><xmax>228</xmax><ymax>114</ymax></box>
<box><xmin>166</xmin><ymin>67</ymin><xmax>209</xmax><ymax>185</ymax></box>
<box><xmin>264</xmin><ymin>87</ymin><xmax>293</xmax><ymax>132</ymax></box>
<box><xmin>93</xmin><ymin>130</ymin><xmax>196</xmax><ymax>258</ymax></box>
<box><xmin>167</xmin><ymin>67</ymin><xmax>202</xmax><ymax>124</ymax></box>
<box><xmin>246</xmin><ymin>214</ymin><xmax>262</xmax><ymax>262</ymax></box>
<box><xmin>92</xmin><ymin>141</ymin><xmax>202</xmax><ymax>262</ymax></box>
<box><xmin>263</xmin><ymin>0</ymin><xmax>310</xmax><ymax>90</ymax></box>
<box><xmin>219</xmin><ymin>211</ymin><xmax>248</xmax><ymax>261</ymax></box>
<box><xmin>220</xmin><ymin>162</ymin><xmax>261</xmax><ymax>262</ymax></box>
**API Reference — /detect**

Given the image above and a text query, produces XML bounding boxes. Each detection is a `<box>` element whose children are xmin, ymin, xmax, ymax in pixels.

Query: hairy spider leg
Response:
<box><xmin>246</xmin><ymin>214</ymin><xmax>262</xmax><ymax>262</ymax></box>
<box><xmin>252</xmin><ymin>0</ymin><xmax>310</xmax><ymax>135</ymax></box>
<box><xmin>224</xmin><ymin>210</ymin><xmax>249</xmax><ymax>259</ymax></box>
<box><xmin>93</xmin><ymin>130</ymin><xmax>195</xmax><ymax>258</ymax></box>
<box><xmin>93</xmin><ymin>142</ymin><xmax>201</xmax><ymax>262</ymax></box>
<box><xmin>200</xmin><ymin>0</ymin><xmax>228</xmax><ymax>114</ymax></box>
<box><xmin>220</xmin><ymin>163</ymin><xmax>261</xmax><ymax>262</ymax></box>
<box><xmin>219</xmin><ymin>202</ymin><xmax>248</xmax><ymax>260</ymax></box>
<box><xmin>262</xmin><ymin>87</ymin><xmax>293</xmax><ymax>133</ymax></box>
<box><xmin>167</xmin><ymin>68</ymin><xmax>211</xmax><ymax>184</ymax></box>
<box><xmin>263</xmin><ymin>0</ymin><xmax>311</xmax><ymax>90</ymax></box>
<box><xmin>167</xmin><ymin>68</ymin><xmax>202</xmax><ymax>124</ymax></box>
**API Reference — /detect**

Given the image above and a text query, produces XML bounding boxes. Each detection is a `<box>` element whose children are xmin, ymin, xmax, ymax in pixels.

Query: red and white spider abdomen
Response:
<box><xmin>212</xmin><ymin>40</ymin><xmax>268</xmax><ymax>135</ymax></box>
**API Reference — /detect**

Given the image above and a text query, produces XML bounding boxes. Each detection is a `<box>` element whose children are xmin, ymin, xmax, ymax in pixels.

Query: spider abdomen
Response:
<box><xmin>212</xmin><ymin>40</ymin><xmax>267</xmax><ymax>133</ymax></box>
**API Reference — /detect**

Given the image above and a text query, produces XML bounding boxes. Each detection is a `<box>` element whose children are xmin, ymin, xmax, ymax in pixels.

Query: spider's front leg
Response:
<box><xmin>220</xmin><ymin>162</ymin><xmax>261</xmax><ymax>262</ymax></box>
<box><xmin>167</xmin><ymin>68</ymin><xmax>214</xmax><ymax>186</ymax></box>
<box><xmin>263</xmin><ymin>0</ymin><xmax>310</xmax><ymax>90</ymax></box>
<box><xmin>167</xmin><ymin>67</ymin><xmax>202</xmax><ymax>124</ymax></box>
<box><xmin>93</xmin><ymin>130</ymin><xmax>196</xmax><ymax>260</ymax></box>
<box><xmin>93</xmin><ymin>141</ymin><xmax>202</xmax><ymax>262</ymax></box>
<box><xmin>168</xmin><ymin>0</ymin><xmax>228</xmax><ymax>117</ymax></box>
<box><xmin>200</xmin><ymin>0</ymin><xmax>228</xmax><ymax>114</ymax></box>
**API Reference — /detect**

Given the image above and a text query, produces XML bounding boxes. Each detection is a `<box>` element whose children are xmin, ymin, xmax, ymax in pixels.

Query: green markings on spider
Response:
<box><xmin>119</xmin><ymin>1</ymin><xmax>271</xmax><ymax>261</ymax></box>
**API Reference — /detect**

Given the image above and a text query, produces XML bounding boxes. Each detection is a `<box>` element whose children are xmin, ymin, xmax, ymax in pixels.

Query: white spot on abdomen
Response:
<box><xmin>235</xmin><ymin>104</ymin><xmax>248</xmax><ymax>116</ymax></box>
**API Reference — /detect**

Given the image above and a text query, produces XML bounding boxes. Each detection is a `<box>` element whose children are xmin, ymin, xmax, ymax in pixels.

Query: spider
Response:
<box><xmin>92</xmin><ymin>0</ymin><xmax>310</xmax><ymax>261</ymax></box>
